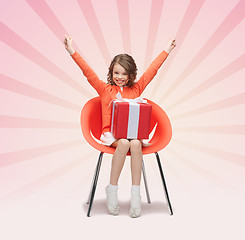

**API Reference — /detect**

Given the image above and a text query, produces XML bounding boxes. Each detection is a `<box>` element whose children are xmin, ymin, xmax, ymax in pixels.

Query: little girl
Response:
<box><xmin>64</xmin><ymin>36</ymin><xmax>176</xmax><ymax>217</ymax></box>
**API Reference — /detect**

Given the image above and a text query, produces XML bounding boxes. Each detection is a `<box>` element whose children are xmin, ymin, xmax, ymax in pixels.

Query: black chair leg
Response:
<box><xmin>87</xmin><ymin>152</ymin><xmax>104</xmax><ymax>217</ymax></box>
<box><xmin>155</xmin><ymin>152</ymin><xmax>173</xmax><ymax>215</ymax></box>
<box><xmin>87</xmin><ymin>168</ymin><xmax>96</xmax><ymax>204</ymax></box>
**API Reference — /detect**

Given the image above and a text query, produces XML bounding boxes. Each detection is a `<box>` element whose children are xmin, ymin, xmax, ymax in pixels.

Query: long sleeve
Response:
<box><xmin>71</xmin><ymin>51</ymin><xmax>106</xmax><ymax>95</ymax></box>
<box><xmin>136</xmin><ymin>50</ymin><xmax>169</xmax><ymax>94</ymax></box>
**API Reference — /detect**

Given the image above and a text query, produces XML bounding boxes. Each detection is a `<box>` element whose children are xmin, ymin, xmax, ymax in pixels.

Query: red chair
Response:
<box><xmin>81</xmin><ymin>97</ymin><xmax>173</xmax><ymax>217</ymax></box>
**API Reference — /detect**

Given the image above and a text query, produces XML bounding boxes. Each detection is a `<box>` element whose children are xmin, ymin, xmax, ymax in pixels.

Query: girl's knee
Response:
<box><xmin>130</xmin><ymin>140</ymin><xmax>142</xmax><ymax>152</ymax></box>
<box><xmin>117</xmin><ymin>139</ymin><xmax>130</xmax><ymax>150</ymax></box>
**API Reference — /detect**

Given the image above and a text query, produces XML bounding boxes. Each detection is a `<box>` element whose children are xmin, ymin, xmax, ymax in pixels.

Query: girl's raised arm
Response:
<box><xmin>64</xmin><ymin>35</ymin><xmax>106</xmax><ymax>95</ymax></box>
<box><xmin>136</xmin><ymin>38</ymin><xmax>176</xmax><ymax>94</ymax></box>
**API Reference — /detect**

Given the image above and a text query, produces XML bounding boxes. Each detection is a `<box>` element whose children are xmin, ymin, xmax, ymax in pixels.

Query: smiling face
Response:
<box><xmin>112</xmin><ymin>63</ymin><xmax>129</xmax><ymax>87</ymax></box>
<box><xmin>107</xmin><ymin>54</ymin><xmax>138</xmax><ymax>87</ymax></box>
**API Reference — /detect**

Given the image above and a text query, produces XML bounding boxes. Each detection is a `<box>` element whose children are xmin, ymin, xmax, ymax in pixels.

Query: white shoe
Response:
<box><xmin>105</xmin><ymin>184</ymin><xmax>119</xmax><ymax>216</ymax></box>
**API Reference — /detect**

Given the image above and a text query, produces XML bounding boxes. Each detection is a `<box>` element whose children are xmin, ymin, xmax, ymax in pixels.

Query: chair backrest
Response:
<box><xmin>81</xmin><ymin>97</ymin><xmax>172</xmax><ymax>155</ymax></box>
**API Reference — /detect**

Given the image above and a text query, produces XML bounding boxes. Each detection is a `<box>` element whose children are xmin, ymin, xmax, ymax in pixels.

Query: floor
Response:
<box><xmin>1</xmin><ymin>152</ymin><xmax>244</xmax><ymax>240</ymax></box>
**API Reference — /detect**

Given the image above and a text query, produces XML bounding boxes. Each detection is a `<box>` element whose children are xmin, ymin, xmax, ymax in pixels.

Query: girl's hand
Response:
<box><xmin>165</xmin><ymin>39</ymin><xmax>176</xmax><ymax>53</ymax></box>
<box><xmin>64</xmin><ymin>35</ymin><xmax>75</xmax><ymax>55</ymax></box>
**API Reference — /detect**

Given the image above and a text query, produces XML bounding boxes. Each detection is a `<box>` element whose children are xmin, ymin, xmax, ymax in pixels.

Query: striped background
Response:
<box><xmin>0</xmin><ymin>0</ymin><xmax>244</xmax><ymax>239</ymax></box>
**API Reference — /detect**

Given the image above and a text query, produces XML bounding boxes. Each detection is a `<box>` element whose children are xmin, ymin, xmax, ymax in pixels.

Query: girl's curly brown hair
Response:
<box><xmin>107</xmin><ymin>54</ymin><xmax>138</xmax><ymax>87</ymax></box>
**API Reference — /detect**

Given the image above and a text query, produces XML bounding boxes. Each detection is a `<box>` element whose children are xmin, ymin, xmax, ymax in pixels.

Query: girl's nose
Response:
<box><xmin>118</xmin><ymin>74</ymin><xmax>124</xmax><ymax>79</ymax></box>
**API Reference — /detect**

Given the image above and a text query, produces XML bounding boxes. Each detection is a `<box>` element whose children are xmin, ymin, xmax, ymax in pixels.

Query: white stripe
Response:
<box><xmin>127</xmin><ymin>102</ymin><xmax>140</xmax><ymax>139</ymax></box>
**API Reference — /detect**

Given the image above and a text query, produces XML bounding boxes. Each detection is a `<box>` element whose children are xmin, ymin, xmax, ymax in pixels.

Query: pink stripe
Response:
<box><xmin>144</xmin><ymin>0</ymin><xmax>165</xmax><ymax>68</ymax></box>
<box><xmin>172</xmin><ymin>93</ymin><xmax>245</xmax><ymax>120</ymax></box>
<box><xmin>77</xmin><ymin>0</ymin><xmax>111</xmax><ymax>65</ymax></box>
<box><xmin>159</xmin><ymin>0</ymin><xmax>245</xmax><ymax>103</ymax></box>
<box><xmin>0</xmin><ymin>154</ymin><xmax>92</xmax><ymax>201</ymax></box>
<box><xmin>175</xmin><ymin>125</ymin><xmax>245</xmax><ymax>135</ymax></box>
<box><xmin>0</xmin><ymin>74</ymin><xmax>80</xmax><ymax>111</ymax></box>
<box><xmin>168</xmin><ymin>53</ymin><xmax>245</xmax><ymax>110</ymax></box>
<box><xmin>174</xmin><ymin>138</ymin><xmax>245</xmax><ymax>167</ymax></box>
<box><xmin>150</xmin><ymin>0</ymin><xmax>205</xmax><ymax>98</ymax></box>
<box><xmin>26</xmin><ymin>0</ymin><xmax>92</xmax><ymax>66</ymax></box>
<box><xmin>0</xmin><ymin>140</ymin><xmax>82</xmax><ymax>168</ymax></box>
<box><xmin>116</xmin><ymin>0</ymin><xmax>131</xmax><ymax>53</ymax></box>
<box><xmin>0</xmin><ymin>21</ymin><xmax>91</xmax><ymax>98</ymax></box>
<box><xmin>0</xmin><ymin>115</ymin><xmax>79</xmax><ymax>129</ymax></box>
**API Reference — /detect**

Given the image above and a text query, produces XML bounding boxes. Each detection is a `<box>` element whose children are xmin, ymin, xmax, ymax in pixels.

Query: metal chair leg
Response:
<box><xmin>87</xmin><ymin>161</ymin><xmax>97</xmax><ymax>204</ymax></box>
<box><xmin>142</xmin><ymin>160</ymin><xmax>151</xmax><ymax>204</ymax></box>
<box><xmin>155</xmin><ymin>152</ymin><xmax>173</xmax><ymax>215</ymax></box>
<box><xmin>87</xmin><ymin>152</ymin><xmax>104</xmax><ymax>217</ymax></box>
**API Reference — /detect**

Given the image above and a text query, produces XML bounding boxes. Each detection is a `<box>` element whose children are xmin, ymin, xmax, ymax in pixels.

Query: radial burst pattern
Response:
<box><xmin>0</xmin><ymin>0</ymin><xmax>245</xmax><ymax>239</ymax></box>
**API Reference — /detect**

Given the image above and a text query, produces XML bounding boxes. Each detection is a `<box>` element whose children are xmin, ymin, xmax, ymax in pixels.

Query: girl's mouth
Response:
<box><xmin>115</xmin><ymin>79</ymin><xmax>126</xmax><ymax>85</ymax></box>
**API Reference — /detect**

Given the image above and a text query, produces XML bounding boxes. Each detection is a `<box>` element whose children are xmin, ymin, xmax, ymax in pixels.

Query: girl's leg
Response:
<box><xmin>106</xmin><ymin>139</ymin><xmax>130</xmax><ymax>215</ymax></box>
<box><xmin>130</xmin><ymin>140</ymin><xmax>143</xmax><ymax>185</ymax></box>
<box><xmin>129</xmin><ymin>140</ymin><xmax>143</xmax><ymax>218</ymax></box>
<box><xmin>110</xmin><ymin>139</ymin><xmax>130</xmax><ymax>185</ymax></box>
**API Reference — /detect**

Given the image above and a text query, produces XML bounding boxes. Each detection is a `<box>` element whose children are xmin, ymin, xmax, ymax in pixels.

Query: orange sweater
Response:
<box><xmin>71</xmin><ymin>50</ymin><xmax>169</xmax><ymax>133</ymax></box>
